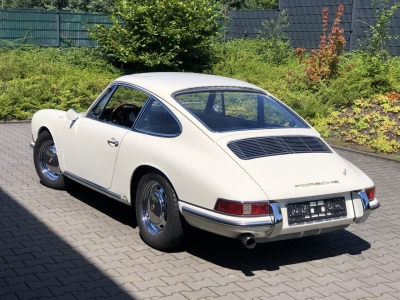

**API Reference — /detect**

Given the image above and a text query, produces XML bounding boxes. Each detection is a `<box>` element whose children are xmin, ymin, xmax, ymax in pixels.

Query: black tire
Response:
<box><xmin>33</xmin><ymin>131</ymin><xmax>68</xmax><ymax>190</ymax></box>
<box><xmin>136</xmin><ymin>173</ymin><xmax>186</xmax><ymax>250</ymax></box>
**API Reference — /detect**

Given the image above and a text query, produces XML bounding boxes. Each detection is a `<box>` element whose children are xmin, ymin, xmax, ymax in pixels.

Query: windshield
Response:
<box><xmin>173</xmin><ymin>90</ymin><xmax>309</xmax><ymax>132</ymax></box>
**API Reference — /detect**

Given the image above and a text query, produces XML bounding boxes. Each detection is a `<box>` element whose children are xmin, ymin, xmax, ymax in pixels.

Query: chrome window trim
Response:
<box><xmin>173</xmin><ymin>86</ymin><xmax>265</xmax><ymax>96</ymax></box>
<box><xmin>84</xmin><ymin>85</ymin><xmax>116</xmax><ymax>118</ymax></box>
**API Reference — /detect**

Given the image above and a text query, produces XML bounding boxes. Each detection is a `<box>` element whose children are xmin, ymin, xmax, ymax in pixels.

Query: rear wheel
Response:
<box><xmin>136</xmin><ymin>173</ymin><xmax>186</xmax><ymax>250</ymax></box>
<box><xmin>33</xmin><ymin>131</ymin><xmax>68</xmax><ymax>190</ymax></box>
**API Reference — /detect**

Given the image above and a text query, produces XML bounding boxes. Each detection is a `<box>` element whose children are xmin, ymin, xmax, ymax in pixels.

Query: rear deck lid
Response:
<box><xmin>217</xmin><ymin>132</ymin><xmax>364</xmax><ymax>200</ymax></box>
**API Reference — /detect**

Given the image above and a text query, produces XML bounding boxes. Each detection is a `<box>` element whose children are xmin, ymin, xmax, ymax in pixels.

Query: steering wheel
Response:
<box><xmin>110</xmin><ymin>103</ymin><xmax>140</xmax><ymax>124</ymax></box>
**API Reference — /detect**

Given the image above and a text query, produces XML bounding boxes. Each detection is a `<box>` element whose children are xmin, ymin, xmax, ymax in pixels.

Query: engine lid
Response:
<box><xmin>217</xmin><ymin>134</ymin><xmax>365</xmax><ymax>200</ymax></box>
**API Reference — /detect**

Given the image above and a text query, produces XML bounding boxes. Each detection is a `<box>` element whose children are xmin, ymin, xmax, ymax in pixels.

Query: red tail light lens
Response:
<box><xmin>214</xmin><ymin>199</ymin><xmax>269</xmax><ymax>215</ymax></box>
<box><xmin>365</xmin><ymin>187</ymin><xmax>375</xmax><ymax>201</ymax></box>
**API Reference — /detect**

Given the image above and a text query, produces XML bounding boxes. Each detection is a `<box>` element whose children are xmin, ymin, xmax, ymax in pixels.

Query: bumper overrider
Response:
<box><xmin>181</xmin><ymin>193</ymin><xmax>379</xmax><ymax>248</ymax></box>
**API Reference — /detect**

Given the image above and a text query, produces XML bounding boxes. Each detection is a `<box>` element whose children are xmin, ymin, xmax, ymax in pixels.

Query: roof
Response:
<box><xmin>113</xmin><ymin>72</ymin><xmax>265</xmax><ymax>98</ymax></box>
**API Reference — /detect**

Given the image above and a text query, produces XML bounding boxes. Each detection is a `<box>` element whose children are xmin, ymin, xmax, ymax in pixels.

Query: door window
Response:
<box><xmin>88</xmin><ymin>85</ymin><xmax>150</xmax><ymax>128</ymax></box>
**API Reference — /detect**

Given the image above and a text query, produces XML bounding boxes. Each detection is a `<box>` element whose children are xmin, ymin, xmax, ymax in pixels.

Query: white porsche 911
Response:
<box><xmin>30</xmin><ymin>73</ymin><xmax>380</xmax><ymax>250</ymax></box>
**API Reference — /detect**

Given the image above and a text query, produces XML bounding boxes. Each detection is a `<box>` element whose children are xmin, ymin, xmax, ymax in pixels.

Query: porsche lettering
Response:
<box><xmin>295</xmin><ymin>181</ymin><xmax>339</xmax><ymax>188</ymax></box>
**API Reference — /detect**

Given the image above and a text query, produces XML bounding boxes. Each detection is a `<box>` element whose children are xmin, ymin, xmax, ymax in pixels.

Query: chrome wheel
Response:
<box><xmin>141</xmin><ymin>180</ymin><xmax>167</xmax><ymax>235</ymax></box>
<box><xmin>39</xmin><ymin>140</ymin><xmax>61</xmax><ymax>181</ymax></box>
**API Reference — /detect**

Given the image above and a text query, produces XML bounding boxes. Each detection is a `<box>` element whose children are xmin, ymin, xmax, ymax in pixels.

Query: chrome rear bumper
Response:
<box><xmin>181</xmin><ymin>202</ymin><xmax>283</xmax><ymax>239</ymax></box>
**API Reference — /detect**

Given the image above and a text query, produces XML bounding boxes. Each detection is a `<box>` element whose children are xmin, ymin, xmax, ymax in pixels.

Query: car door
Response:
<box><xmin>62</xmin><ymin>84</ymin><xmax>149</xmax><ymax>189</ymax></box>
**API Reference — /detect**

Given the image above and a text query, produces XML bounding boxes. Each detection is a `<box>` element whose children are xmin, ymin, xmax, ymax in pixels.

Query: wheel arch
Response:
<box><xmin>130</xmin><ymin>165</ymin><xmax>177</xmax><ymax>207</ymax></box>
<box><xmin>38</xmin><ymin>126</ymin><xmax>52</xmax><ymax>138</ymax></box>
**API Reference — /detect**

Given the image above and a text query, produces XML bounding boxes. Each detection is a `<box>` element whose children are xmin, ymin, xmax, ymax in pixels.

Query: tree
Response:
<box><xmin>222</xmin><ymin>0</ymin><xmax>278</xmax><ymax>10</ymax></box>
<box><xmin>1</xmin><ymin>0</ymin><xmax>113</xmax><ymax>13</ymax></box>
<box><xmin>89</xmin><ymin>0</ymin><xmax>220</xmax><ymax>72</ymax></box>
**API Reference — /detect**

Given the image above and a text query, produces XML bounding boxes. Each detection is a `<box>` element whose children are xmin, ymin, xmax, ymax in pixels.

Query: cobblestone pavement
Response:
<box><xmin>1</xmin><ymin>123</ymin><xmax>400</xmax><ymax>300</ymax></box>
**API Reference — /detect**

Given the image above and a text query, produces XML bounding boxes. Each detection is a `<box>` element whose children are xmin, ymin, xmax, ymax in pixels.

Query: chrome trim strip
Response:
<box><xmin>267</xmin><ymin>203</ymin><xmax>283</xmax><ymax>237</ymax></box>
<box><xmin>181</xmin><ymin>206</ymin><xmax>273</xmax><ymax>227</ymax></box>
<box><xmin>29</xmin><ymin>141</ymin><xmax>35</xmax><ymax>149</ymax></box>
<box><xmin>64</xmin><ymin>171</ymin><xmax>130</xmax><ymax>205</ymax></box>
<box><xmin>357</xmin><ymin>191</ymin><xmax>371</xmax><ymax>223</ymax></box>
<box><xmin>173</xmin><ymin>86</ymin><xmax>265</xmax><ymax>96</ymax></box>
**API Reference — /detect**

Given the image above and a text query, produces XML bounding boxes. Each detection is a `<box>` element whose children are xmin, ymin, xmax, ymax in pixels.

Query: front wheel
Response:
<box><xmin>33</xmin><ymin>131</ymin><xmax>68</xmax><ymax>190</ymax></box>
<box><xmin>136</xmin><ymin>173</ymin><xmax>186</xmax><ymax>250</ymax></box>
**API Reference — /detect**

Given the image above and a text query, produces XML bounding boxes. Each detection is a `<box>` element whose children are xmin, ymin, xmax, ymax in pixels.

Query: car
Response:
<box><xmin>30</xmin><ymin>72</ymin><xmax>380</xmax><ymax>250</ymax></box>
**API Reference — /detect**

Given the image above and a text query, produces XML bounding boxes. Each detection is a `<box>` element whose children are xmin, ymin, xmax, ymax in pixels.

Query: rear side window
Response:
<box><xmin>135</xmin><ymin>99</ymin><xmax>181</xmax><ymax>136</ymax></box>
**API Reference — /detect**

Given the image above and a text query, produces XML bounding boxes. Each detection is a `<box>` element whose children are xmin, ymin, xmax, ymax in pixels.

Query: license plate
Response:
<box><xmin>287</xmin><ymin>197</ymin><xmax>347</xmax><ymax>225</ymax></box>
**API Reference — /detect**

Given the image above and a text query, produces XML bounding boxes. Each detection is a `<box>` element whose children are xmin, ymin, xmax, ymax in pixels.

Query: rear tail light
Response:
<box><xmin>365</xmin><ymin>187</ymin><xmax>375</xmax><ymax>201</ymax></box>
<box><xmin>214</xmin><ymin>199</ymin><xmax>269</xmax><ymax>215</ymax></box>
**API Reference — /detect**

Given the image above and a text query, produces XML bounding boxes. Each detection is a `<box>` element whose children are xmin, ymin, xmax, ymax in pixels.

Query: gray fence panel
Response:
<box><xmin>230</xmin><ymin>0</ymin><xmax>400</xmax><ymax>56</ymax></box>
<box><xmin>282</xmin><ymin>0</ymin><xmax>353</xmax><ymax>51</ymax></box>
<box><xmin>354</xmin><ymin>0</ymin><xmax>400</xmax><ymax>55</ymax></box>
<box><xmin>230</xmin><ymin>10</ymin><xmax>280</xmax><ymax>38</ymax></box>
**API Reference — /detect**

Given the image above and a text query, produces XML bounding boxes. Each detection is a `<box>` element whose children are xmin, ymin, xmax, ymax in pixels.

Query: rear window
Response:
<box><xmin>173</xmin><ymin>90</ymin><xmax>309</xmax><ymax>132</ymax></box>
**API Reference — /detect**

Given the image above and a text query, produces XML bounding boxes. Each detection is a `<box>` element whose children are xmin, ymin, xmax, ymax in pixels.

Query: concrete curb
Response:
<box><xmin>0</xmin><ymin>120</ymin><xmax>31</xmax><ymax>124</ymax></box>
<box><xmin>330</xmin><ymin>144</ymin><xmax>400</xmax><ymax>164</ymax></box>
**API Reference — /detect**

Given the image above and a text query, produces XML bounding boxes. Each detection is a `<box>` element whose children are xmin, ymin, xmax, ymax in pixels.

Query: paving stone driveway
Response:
<box><xmin>1</xmin><ymin>123</ymin><xmax>400</xmax><ymax>300</ymax></box>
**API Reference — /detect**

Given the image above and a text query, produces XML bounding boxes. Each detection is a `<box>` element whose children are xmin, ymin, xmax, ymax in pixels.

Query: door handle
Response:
<box><xmin>107</xmin><ymin>138</ymin><xmax>119</xmax><ymax>147</ymax></box>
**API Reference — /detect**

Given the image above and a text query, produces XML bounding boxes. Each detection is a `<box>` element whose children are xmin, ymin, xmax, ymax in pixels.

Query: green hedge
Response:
<box><xmin>0</xmin><ymin>46</ymin><xmax>121</xmax><ymax>121</ymax></box>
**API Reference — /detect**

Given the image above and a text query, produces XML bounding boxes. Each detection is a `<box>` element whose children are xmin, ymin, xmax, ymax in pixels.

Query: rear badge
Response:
<box><xmin>295</xmin><ymin>181</ymin><xmax>339</xmax><ymax>188</ymax></box>
<box><xmin>343</xmin><ymin>168</ymin><xmax>347</xmax><ymax>176</ymax></box>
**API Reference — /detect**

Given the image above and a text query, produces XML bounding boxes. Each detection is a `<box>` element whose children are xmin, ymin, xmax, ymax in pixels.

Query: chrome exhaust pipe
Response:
<box><xmin>241</xmin><ymin>234</ymin><xmax>256</xmax><ymax>249</ymax></box>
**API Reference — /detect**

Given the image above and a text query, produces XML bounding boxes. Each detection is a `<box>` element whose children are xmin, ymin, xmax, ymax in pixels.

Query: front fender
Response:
<box><xmin>31</xmin><ymin>109</ymin><xmax>69</xmax><ymax>172</ymax></box>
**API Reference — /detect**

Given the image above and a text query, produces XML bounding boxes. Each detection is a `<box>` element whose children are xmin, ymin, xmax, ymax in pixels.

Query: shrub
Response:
<box><xmin>0</xmin><ymin>46</ymin><xmax>121</xmax><ymax>121</ymax></box>
<box><xmin>316</xmin><ymin>52</ymin><xmax>400</xmax><ymax>108</ymax></box>
<box><xmin>313</xmin><ymin>94</ymin><xmax>400</xmax><ymax>154</ymax></box>
<box><xmin>354</xmin><ymin>0</ymin><xmax>400</xmax><ymax>90</ymax></box>
<box><xmin>89</xmin><ymin>0</ymin><xmax>220</xmax><ymax>72</ymax></box>
<box><xmin>256</xmin><ymin>10</ymin><xmax>291</xmax><ymax>66</ymax></box>
<box><xmin>296</xmin><ymin>5</ymin><xmax>346</xmax><ymax>85</ymax></box>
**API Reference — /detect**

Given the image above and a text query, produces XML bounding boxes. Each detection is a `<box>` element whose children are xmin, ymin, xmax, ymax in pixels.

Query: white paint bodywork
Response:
<box><xmin>31</xmin><ymin>73</ymin><xmax>379</xmax><ymax>243</ymax></box>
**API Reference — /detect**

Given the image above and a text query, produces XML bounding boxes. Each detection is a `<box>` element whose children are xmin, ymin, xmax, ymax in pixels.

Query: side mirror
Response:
<box><xmin>66</xmin><ymin>108</ymin><xmax>79</xmax><ymax>121</ymax></box>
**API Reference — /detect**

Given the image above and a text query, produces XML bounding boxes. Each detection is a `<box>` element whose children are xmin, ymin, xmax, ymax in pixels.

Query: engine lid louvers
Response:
<box><xmin>227</xmin><ymin>136</ymin><xmax>331</xmax><ymax>160</ymax></box>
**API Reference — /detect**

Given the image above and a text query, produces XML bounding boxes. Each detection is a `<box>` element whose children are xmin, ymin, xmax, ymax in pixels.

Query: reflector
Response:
<box><xmin>365</xmin><ymin>187</ymin><xmax>375</xmax><ymax>201</ymax></box>
<box><xmin>214</xmin><ymin>199</ymin><xmax>269</xmax><ymax>215</ymax></box>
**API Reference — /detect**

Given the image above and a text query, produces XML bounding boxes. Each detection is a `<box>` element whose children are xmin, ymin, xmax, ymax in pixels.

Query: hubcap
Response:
<box><xmin>39</xmin><ymin>141</ymin><xmax>61</xmax><ymax>180</ymax></box>
<box><xmin>142</xmin><ymin>180</ymin><xmax>167</xmax><ymax>235</ymax></box>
